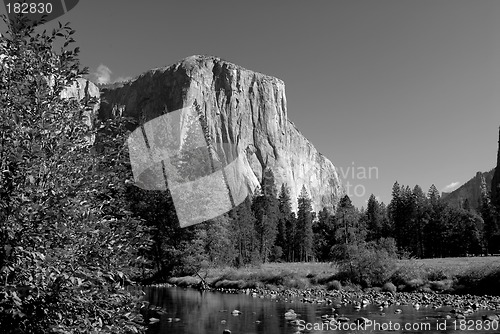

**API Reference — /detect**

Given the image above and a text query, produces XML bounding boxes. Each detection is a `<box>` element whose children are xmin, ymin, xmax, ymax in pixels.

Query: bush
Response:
<box><xmin>326</xmin><ymin>280</ymin><xmax>342</xmax><ymax>291</ymax></box>
<box><xmin>382</xmin><ymin>282</ymin><xmax>397</xmax><ymax>294</ymax></box>
<box><xmin>331</xmin><ymin>242</ymin><xmax>397</xmax><ymax>287</ymax></box>
<box><xmin>286</xmin><ymin>278</ymin><xmax>309</xmax><ymax>289</ymax></box>
<box><xmin>454</xmin><ymin>267</ymin><xmax>500</xmax><ymax>295</ymax></box>
<box><xmin>309</xmin><ymin>273</ymin><xmax>337</xmax><ymax>285</ymax></box>
<box><xmin>390</xmin><ymin>263</ymin><xmax>428</xmax><ymax>286</ymax></box>
<box><xmin>429</xmin><ymin>279</ymin><xmax>453</xmax><ymax>292</ymax></box>
<box><xmin>427</xmin><ymin>268</ymin><xmax>449</xmax><ymax>281</ymax></box>
<box><xmin>406</xmin><ymin>278</ymin><xmax>426</xmax><ymax>291</ymax></box>
<box><xmin>213</xmin><ymin>279</ymin><xmax>247</xmax><ymax>289</ymax></box>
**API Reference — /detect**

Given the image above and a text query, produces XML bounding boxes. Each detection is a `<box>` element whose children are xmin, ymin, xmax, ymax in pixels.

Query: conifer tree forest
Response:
<box><xmin>1</xmin><ymin>15</ymin><xmax>500</xmax><ymax>334</ymax></box>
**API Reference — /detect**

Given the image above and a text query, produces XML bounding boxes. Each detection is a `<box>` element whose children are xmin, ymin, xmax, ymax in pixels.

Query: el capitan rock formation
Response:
<box><xmin>98</xmin><ymin>55</ymin><xmax>344</xmax><ymax>213</ymax></box>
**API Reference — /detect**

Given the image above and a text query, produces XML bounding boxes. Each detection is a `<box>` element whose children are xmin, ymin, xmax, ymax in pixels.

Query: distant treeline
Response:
<box><xmin>134</xmin><ymin>167</ymin><xmax>500</xmax><ymax>280</ymax></box>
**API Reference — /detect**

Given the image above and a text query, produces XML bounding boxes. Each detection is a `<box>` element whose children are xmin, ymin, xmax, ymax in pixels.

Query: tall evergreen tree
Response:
<box><xmin>365</xmin><ymin>194</ymin><xmax>384</xmax><ymax>241</ymax></box>
<box><xmin>334</xmin><ymin>195</ymin><xmax>363</xmax><ymax>245</ymax></box>
<box><xmin>232</xmin><ymin>197</ymin><xmax>259</xmax><ymax>266</ymax></box>
<box><xmin>252</xmin><ymin>168</ymin><xmax>279</xmax><ymax>262</ymax></box>
<box><xmin>278</xmin><ymin>184</ymin><xmax>299</xmax><ymax>262</ymax></box>
<box><xmin>479</xmin><ymin>177</ymin><xmax>500</xmax><ymax>254</ymax></box>
<box><xmin>423</xmin><ymin>184</ymin><xmax>446</xmax><ymax>258</ymax></box>
<box><xmin>203</xmin><ymin>214</ymin><xmax>235</xmax><ymax>266</ymax></box>
<box><xmin>296</xmin><ymin>186</ymin><xmax>314</xmax><ymax>262</ymax></box>
<box><xmin>490</xmin><ymin>127</ymin><xmax>500</xmax><ymax>208</ymax></box>
<box><xmin>313</xmin><ymin>207</ymin><xmax>335</xmax><ymax>261</ymax></box>
<box><xmin>411</xmin><ymin>185</ymin><xmax>428</xmax><ymax>258</ymax></box>
<box><xmin>389</xmin><ymin>183</ymin><xmax>419</xmax><ymax>256</ymax></box>
<box><xmin>276</xmin><ymin>183</ymin><xmax>292</xmax><ymax>261</ymax></box>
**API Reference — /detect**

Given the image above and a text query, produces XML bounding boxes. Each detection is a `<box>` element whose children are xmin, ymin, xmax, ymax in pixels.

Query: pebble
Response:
<box><xmin>482</xmin><ymin>314</ymin><xmax>499</xmax><ymax>321</ymax></box>
<box><xmin>285</xmin><ymin>309</ymin><xmax>297</xmax><ymax>319</ymax></box>
<box><xmin>170</xmin><ymin>284</ymin><xmax>500</xmax><ymax>316</ymax></box>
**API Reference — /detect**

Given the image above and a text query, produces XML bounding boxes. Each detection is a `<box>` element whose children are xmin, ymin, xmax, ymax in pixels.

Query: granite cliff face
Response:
<box><xmin>60</xmin><ymin>78</ymin><xmax>100</xmax><ymax>129</ymax></box>
<box><xmin>442</xmin><ymin>169</ymin><xmax>495</xmax><ymax>209</ymax></box>
<box><xmin>99</xmin><ymin>55</ymin><xmax>344</xmax><ymax>212</ymax></box>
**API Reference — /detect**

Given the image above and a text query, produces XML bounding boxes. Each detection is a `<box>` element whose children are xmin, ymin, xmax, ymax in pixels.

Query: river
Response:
<box><xmin>140</xmin><ymin>286</ymin><xmax>499</xmax><ymax>334</ymax></box>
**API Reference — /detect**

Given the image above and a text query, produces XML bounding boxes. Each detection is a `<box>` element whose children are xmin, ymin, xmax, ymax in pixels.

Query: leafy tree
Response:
<box><xmin>443</xmin><ymin>206</ymin><xmax>484</xmax><ymax>256</ymax></box>
<box><xmin>0</xmin><ymin>16</ymin><xmax>148</xmax><ymax>333</ymax></box>
<box><xmin>331</xmin><ymin>241</ymin><xmax>396</xmax><ymax>288</ymax></box>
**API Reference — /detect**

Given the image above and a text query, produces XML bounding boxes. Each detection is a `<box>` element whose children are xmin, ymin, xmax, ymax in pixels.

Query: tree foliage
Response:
<box><xmin>296</xmin><ymin>186</ymin><xmax>314</xmax><ymax>262</ymax></box>
<box><xmin>0</xmin><ymin>16</ymin><xmax>149</xmax><ymax>333</ymax></box>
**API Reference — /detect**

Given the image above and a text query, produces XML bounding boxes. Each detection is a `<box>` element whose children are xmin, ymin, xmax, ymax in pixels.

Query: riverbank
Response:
<box><xmin>165</xmin><ymin>257</ymin><xmax>500</xmax><ymax>307</ymax></box>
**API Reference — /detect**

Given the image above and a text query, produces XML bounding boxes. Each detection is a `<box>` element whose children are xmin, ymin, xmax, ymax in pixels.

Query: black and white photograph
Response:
<box><xmin>0</xmin><ymin>1</ymin><xmax>499</xmax><ymax>333</ymax></box>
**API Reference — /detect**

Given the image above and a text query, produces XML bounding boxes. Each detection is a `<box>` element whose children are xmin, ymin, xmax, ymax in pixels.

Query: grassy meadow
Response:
<box><xmin>168</xmin><ymin>257</ymin><xmax>500</xmax><ymax>296</ymax></box>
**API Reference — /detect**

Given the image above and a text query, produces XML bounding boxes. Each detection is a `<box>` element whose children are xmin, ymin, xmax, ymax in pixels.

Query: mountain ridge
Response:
<box><xmin>442</xmin><ymin>169</ymin><xmax>495</xmax><ymax>209</ymax></box>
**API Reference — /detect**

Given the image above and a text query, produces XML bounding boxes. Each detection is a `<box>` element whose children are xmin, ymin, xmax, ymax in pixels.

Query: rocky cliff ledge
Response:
<box><xmin>99</xmin><ymin>55</ymin><xmax>343</xmax><ymax>213</ymax></box>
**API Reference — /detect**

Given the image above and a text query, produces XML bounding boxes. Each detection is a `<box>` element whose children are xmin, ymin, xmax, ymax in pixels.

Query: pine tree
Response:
<box><xmin>411</xmin><ymin>185</ymin><xmax>428</xmax><ymax>258</ymax></box>
<box><xmin>203</xmin><ymin>214</ymin><xmax>235</xmax><ymax>266</ymax></box>
<box><xmin>252</xmin><ymin>168</ymin><xmax>279</xmax><ymax>262</ymax></box>
<box><xmin>335</xmin><ymin>194</ymin><xmax>364</xmax><ymax>246</ymax></box>
<box><xmin>232</xmin><ymin>197</ymin><xmax>258</xmax><ymax>266</ymax></box>
<box><xmin>276</xmin><ymin>184</ymin><xmax>291</xmax><ymax>260</ymax></box>
<box><xmin>365</xmin><ymin>194</ymin><xmax>384</xmax><ymax>241</ymax></box>
<box><xmin>313</xmin><ymin>207</ymin><xmax>335</xmax><ymax>261</ymax></box>
<box><xmin>479</xmin><ymin>176</ymin><xmax>500</xmax><ymax>254</ymax></box>
<box><xmin>491</xmin><ymin>127</ymin><xmax>500</xmax><ymax>208</ymax></box>
<box><xmin>423</xmin><ymin>184</ymin><xmax>446</xmax><ymax>257</ymax></box>
<box><xmin>296</xmin><ymin>186</ymin><xmax>314</xmax><ymax>262</ymax></box>
<box><xmin>428</xmin><ymin>184</ymin><xmax>441</xmax><ymax>205</ymax></box>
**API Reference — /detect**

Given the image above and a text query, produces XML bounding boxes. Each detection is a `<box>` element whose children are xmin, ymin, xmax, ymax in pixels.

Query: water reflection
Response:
<box><xmin>141</xmin><ymin>287</ymin><xmax>496</xmax><ymax>334</ymax></box>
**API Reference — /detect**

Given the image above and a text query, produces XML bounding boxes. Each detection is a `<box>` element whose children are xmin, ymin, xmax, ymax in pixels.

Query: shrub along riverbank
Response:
<box><xmin>167</xmin><ymin>257</ymin><xmax>500</xmax><ymax>296</ymax></box>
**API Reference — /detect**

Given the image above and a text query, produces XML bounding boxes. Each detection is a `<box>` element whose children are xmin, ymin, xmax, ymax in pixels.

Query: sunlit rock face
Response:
<box><xmin>60</xmin><ymin>78</ymin><xmax>100</xmax><ymax>145</ymax></box>
<box><xmin>99</xmin><ymin>55</ymin><xmax>344</xmax><ymax>213</ymax></box>
<box><xmin>60</xmin><ymin>78</ymin><xmax>100</xmax><ymax>129</ymax></box>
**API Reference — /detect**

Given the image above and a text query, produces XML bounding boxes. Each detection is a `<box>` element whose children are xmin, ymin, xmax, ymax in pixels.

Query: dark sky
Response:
<box><xmin>3</xmin><ymin>0</ymin><xmax>500</xmax><ymax>207</ymax></box>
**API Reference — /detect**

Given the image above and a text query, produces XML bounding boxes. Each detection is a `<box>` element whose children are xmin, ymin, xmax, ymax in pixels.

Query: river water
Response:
<box><xmin>141</xmin><ymin>286</ymin><xmax>499</xmax><ymax>334</ymax></box>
